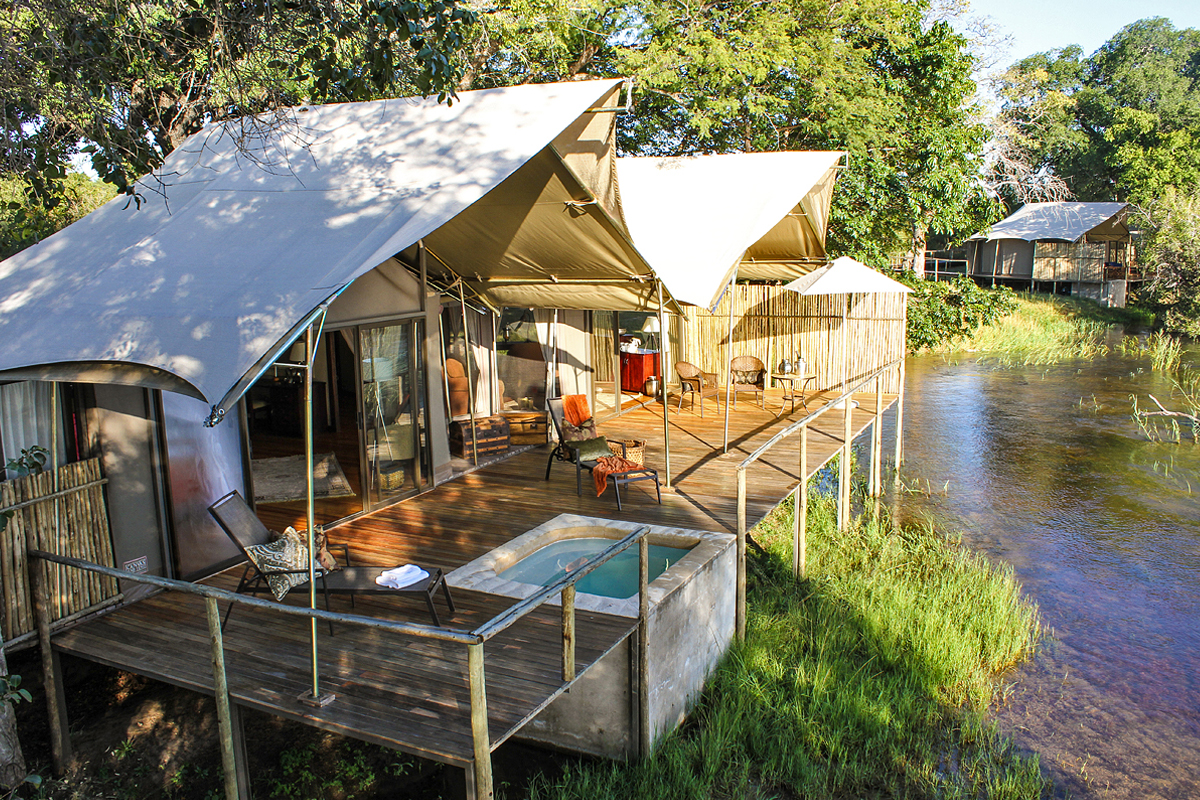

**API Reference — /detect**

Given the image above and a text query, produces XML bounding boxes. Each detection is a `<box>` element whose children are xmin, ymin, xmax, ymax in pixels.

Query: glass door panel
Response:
<box><xmin>360</xmin><ymin>319</ymin><xmax>429</xmax><ymax>510</ymax></box>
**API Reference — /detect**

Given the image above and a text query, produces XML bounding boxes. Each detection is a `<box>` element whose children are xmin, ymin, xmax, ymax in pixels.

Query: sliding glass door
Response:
<box><xmin>359</xmin><ymin>318</ymin><xmax>431</xmax><ymax>510</ymax></box>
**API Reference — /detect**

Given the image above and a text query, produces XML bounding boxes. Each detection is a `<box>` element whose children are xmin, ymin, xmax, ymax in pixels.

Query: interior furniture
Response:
<box><xmin>208</xmin><ymin>491</ymin><xmax>454</xmax><ymax>627</ymax></box>
<box><xmin>501</xmin><ymin>411</ymin><xmax>549</xmax><ymax>445</ymax></box>
<box><xmin>620</xmin><ymin>350</ymin><xmax>659</xmax><ymax>394</ymax></box>
<box><xmin>729</xmin><ymin>355</ymin><xmax>767</xmax><ymax>410</ymax></box>
<box><xmin>770</xmin><ymin>372</ymin><xmax>817</xmax><ymax>416</ymax></box>
<box><xmin>445</xmin><ymin>357</ymin><xmax>471</xmax><ymax>418</ymax></box>
<box><xmin>675</xmin><ymin>361</ymin><xmax>720</xmax><ymax>417</ymax></box>
<box><xmin>248</xmin><ymin>378</ymin><xmax>327</xmax><ymax>437</ymax></box>
<box><xmin>449</xmin><ymin>416</ymin><xmax>510</xmax><ymax>459</ymax></box>
<box><xmin>544</xmin><ymin>398</ymin><xmax>662</xmax><ymax>511</ymax></box>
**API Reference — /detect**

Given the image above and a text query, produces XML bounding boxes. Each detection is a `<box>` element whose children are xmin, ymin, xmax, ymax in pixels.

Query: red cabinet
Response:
<box><xmin>620</xmin><ymin>351</ymin><xmax>660</xmax><ymax>393</ymax></box>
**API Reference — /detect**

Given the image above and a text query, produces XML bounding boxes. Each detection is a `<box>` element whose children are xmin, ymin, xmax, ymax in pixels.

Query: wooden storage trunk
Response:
<box><xmin>501</xmin><ymin>411</ymin><xmax>548</xmax><ymax>445</ymax></box>
<box><xmin>449</xmin><ymin>416</ymin><xmax>510</xmax><ymax>459</ymax></box>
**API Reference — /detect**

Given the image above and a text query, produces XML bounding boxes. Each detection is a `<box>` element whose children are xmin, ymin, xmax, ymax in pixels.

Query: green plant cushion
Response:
<box><xmin>567</xmin><ymin>436</ymin><xmax>611</xmax><ymax>462</ymax></box>
<box><xmin>245</xmin><ymin>536</ymin><xmax>311</xmax><ymax>601</ymax></box>
<box><xmin>732</xmin><ymin>369</ymin><xmax>762</xmax><ymax>385</ymax></box>
<box><xmin>562</xmin><ymin>417</ymin><xmax>598</xmax><ymax>442</ymax></box>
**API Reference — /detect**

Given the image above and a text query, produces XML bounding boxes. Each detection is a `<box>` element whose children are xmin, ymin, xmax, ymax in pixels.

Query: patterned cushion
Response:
<box><xmin>276</xmin><ymin>525</ymin><xmax>339</xmax><ymax>571</ymax></box>
<box><xmin>245</xmin><ymin>535</ymin><xmax>311</xmax><ymax>601</ymax></box>
<box><xmin>567</xmin><ymin>436</ymin><xmax>611</xmax><ymax>462</ymax></box>
<box><xmin>562</xmin><ymin>417</ymin><xmax>598</xmax><ymax>442</ymax></box>
<box><xmin>732</xmin><ymin>369</ymin><xmax>762</xmax><ymax>386</ymax></box>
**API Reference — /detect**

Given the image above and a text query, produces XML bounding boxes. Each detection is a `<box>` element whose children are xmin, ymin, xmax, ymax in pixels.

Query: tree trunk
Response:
<box><xmin>908</xmin><ymin>219</ymin><xmax>931</xmax><ymax>278</ymax></box>
<box><xmin>0</xmin><ymin>642</ymin><xmax>26</xmax><ymax>789</ymax></box>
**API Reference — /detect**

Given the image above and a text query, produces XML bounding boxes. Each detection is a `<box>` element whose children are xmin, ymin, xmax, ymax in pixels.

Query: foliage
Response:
<box><xmin>994</xmin><ymin>18</ymin><xmax>1200</xmax><ymax>205</ymax></box>
<box><xmin>530</xmin><ymin>493</ymin><xmax>1046</xmax><ymax>799</ymax></box>
<box><xmin>0</xmin><ymin>445</ymin><xmax>49</xmax><ymax>533</ymax></box>
<box><xmin>0</xmin><ymin>0</ymin><xmax>476</xmax><ymax>209</ymax></box>
<box><xmin>901</xmin><ymin>275</ymin><xmax>1017</xmax><ymax>351</ymax></box>
<box><xmin>0</xmin><ymin>677</ymin><xmax>29</xmax><ymax>708</ymax></box>
<box><xmin>0</xmin><ymin>173</ymin><xmax>115</xmax><ymax>258</ymax></box>
<box><xmin>960</xmin><ymin>293</ymin><xmax>1114</xmax><ymax>364</ymax></box>
<box><xmin>1136</xmin><ymin>185</ymin><xmax>1200</xmax><ymax>336</ymax></box>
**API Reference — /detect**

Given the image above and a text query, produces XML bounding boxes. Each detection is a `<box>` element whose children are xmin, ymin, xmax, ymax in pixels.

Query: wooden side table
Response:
<box><xmin>771</xmin><ymin>372</ymin><xmax>816</xmax><ymax>417</ymax></box>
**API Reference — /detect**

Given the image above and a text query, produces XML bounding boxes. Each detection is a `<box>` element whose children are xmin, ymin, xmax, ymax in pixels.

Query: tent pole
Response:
<box><xmin>658</xmin><ymin>283</ymin><xmax>671</xmax><ymax>488</ymax></box>
<box><xmin>459</xmin><ymin>282</ymin><xmax>478</xmax><ymax>465</ymax></box>
<box><xmin>438</xmin><ymin>314</ymin><xmax>453</xmax><ymax>425</ymax></box>
<box><xmin>302</xmin><ymin>312</ymin><xmax>331</xmax><ymax>705</ymax></box>
<box><xmin>553</xmin><ymin>309</ymin><xmax>560</xmax><ymax>404</ymax></box>
<box><xmin>722</xmin><ymin>268</ymin><xmax>738</xmax><ymax>454</ymax></box>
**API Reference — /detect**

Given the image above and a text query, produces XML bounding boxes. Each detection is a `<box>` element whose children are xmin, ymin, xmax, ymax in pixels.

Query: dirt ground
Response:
<box><xmin>7</xmin><ymin>647</ymin><xmax>571</xmax><ymax>799</ymax></box>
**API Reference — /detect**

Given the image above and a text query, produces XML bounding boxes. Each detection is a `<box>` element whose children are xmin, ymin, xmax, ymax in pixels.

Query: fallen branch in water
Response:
<box><xmin>1142</xmin><ymin>394</ymin><xmax>1200</xmax><ymax>425</ymax></box>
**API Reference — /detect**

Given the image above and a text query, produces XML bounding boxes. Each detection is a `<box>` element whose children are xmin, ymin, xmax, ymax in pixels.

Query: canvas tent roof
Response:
<box><xmin>616</xmin><ymin>151</ymin><xmax>844</xmax><ymax>309</ymax></box>
<box><xmin>783</xmin><ymin>256</ymin><xmax>912</xmax><ymax>296</ymax></box>
<box><xmin>0</xmin><ymin>79</ymin><xmax>659</xmax><ymax>421</ymax></box>
<box><xmin>970</xmin><ymin>202</ymin><xmax>1128</xmax><ymax>242</ymax></box>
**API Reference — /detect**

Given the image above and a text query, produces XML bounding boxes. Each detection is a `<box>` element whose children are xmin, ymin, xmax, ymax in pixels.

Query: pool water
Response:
<box><xmin>498</xmin><ymin>537</ymin><xmax>692</xmax><ymax>599</ymax></box>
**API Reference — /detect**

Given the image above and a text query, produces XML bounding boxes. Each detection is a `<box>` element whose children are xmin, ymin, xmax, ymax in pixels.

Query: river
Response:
<box><xmin>886</xmin><ymin>352</ymin><xmax>1200</xmax><ymax>800</ymax></box>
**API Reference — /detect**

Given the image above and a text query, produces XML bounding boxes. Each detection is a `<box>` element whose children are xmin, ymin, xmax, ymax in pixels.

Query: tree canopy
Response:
<box><xmin>994</xmin><ymin>18</ymin><xmax>1200</xmax><ymax>206</ymax></box>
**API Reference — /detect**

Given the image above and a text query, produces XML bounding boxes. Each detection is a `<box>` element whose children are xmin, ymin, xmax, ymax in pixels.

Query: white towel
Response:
<box><xmin>375</xmin><ymin>564</ymin><xmax>429</xmax><ymax>589</ymax></box>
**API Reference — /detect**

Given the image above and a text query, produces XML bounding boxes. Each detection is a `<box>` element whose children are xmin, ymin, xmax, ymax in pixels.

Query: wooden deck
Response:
<box><xmin>49</xmin><ymin>385</ymin><xmax>896</xmax><ymax>781</ymax></box>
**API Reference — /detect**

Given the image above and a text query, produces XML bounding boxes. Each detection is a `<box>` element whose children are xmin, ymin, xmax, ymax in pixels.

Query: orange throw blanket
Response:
<box><xmin>593</xmin><ymin>455</ymin><xmax>643</xmax><ymax>496</ymax></box>
<box><xmin>564</xmin><ymin>394</ymin><xmax>590</xmax><ymax>427</ymax></box>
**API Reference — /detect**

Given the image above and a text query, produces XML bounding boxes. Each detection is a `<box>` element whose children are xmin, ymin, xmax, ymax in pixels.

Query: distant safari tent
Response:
<box><xmin>965</xmin><ymin>201</ymin><xmax>1138</xmax><ymax>307</ymax></box>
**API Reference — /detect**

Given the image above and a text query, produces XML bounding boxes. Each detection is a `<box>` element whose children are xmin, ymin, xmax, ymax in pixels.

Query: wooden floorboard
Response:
<box><xmin>52</xmin><ymin>386</ymin><xmax>894</xmax><ymax>769</ymax></box>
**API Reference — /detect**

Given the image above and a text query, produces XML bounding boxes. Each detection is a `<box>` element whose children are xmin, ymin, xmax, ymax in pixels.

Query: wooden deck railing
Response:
<box><xmin>29</xmin><ymin>523</ymin><xmax>652</xmax><ymax>800</ymax></box>
<box><xmin>731</xmin><ymin>357</ymin><xmax>905</xmax><ymax>639</ymax></box>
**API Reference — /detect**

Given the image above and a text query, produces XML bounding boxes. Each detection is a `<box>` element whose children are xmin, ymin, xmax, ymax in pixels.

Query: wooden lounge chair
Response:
<box><xmin>208</xmin><ymin>491</ymin><xmax>454</xmax><ymax>628</ymax></box>
<box><xmin>729</xmin><ymin>355</ymin><xmax>767</xmax><ymax>409</ymax></box>
<box><xmin>675</xmin><ymin>361</ymin><xmax>720</xmax><ymax>417</ymax></box>
<box><xmin>544</xmin><ymin>398</ymin><xmax>661</xmax><ymax>511</ymax></box>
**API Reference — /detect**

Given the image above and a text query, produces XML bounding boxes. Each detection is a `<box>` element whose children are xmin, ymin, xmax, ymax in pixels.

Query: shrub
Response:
<box><xmin>899</xmin><ymin>274</ymin><xmax>1018</xmax><ymax>351</ymax></box>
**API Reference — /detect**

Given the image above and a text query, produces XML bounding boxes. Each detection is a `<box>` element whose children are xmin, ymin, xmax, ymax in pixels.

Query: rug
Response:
<box><xmin>251</xmin><ymin>452</ymin><xmax>356</xmax><ymax>504</ymax></box>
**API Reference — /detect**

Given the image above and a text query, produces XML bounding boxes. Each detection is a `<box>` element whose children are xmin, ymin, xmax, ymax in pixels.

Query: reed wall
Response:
<box><xmin>0</xmin><ymin>457</ymin><xmax>119</xmax><ymax>643</ymax></box>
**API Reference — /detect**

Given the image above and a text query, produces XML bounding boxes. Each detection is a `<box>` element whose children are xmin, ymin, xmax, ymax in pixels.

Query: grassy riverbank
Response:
<box><xmin>951</xmin><ymin>292</ymin><xmax>1153</xmax><ymax>364</ymax></box>
<box><xmin>529</xmin><ymin>494</ymin><xmax>1046</xmax><ymax>800</ymax></box>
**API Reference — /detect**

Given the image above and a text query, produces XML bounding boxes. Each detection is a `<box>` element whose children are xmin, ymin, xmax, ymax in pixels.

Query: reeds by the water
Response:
<box><xmin>530</xmin><ymin>494</ymin><xmax>1046</xmax><ymax>800</ymax></box>
<box><xmin>960</xmin><ymin>294</ymin><xmax>1111</xmax><ymax>364</ymax></box>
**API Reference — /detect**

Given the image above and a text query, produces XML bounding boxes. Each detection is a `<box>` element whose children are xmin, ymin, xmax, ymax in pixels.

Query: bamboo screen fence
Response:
<box><xmin>0</xmin><ymin>457</ymin><xmax>118</xmax><ymax>643</ymax></box>
<box><xmin>1033</xmin><ymin>242</ymin><xmax>1107</xmax><ymax>282</ymax></box>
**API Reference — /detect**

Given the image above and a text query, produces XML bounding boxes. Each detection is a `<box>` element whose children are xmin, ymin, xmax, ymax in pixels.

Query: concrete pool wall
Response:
<box><xmin>446</xmin><ymin>513</ymin><xmax>737</xmax><ymax>758</ymax></box>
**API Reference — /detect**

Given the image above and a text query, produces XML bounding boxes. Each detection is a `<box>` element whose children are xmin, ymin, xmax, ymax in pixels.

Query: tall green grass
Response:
<box><xmin>529</xmin><ymin>495</ymin><xmax>1046</xmax><ymax>800</ymax></box>
<box><xmin>957</xmin><ymin>294</ymin><xmax>1111</xmax><ymax>364</ymax></box>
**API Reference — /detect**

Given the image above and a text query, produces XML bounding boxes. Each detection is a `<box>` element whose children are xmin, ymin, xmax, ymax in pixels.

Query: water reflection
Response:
<box><xmin>886</xmin><ymin>353</ymin><xmax>1200</xmax><ymax>800</ymax></box>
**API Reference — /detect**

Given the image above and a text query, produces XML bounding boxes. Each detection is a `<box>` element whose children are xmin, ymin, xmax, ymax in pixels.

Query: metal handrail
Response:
<box><xmin>737</xmin><ymin>356</ymin><xmax>905</xmax><ymax>471</ymax></box>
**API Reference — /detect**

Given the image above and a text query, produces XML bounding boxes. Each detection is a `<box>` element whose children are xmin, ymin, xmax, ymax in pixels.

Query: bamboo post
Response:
<box><xmin>893</xmin><ymin>358</ymin><xmax>905</xmax><ymax>487</ymax></box>
<box><xmin>459</xmin><ymin>282</ymin><xmax>478</xmax><ymax>465</ymax></box>
<box><xmin>561</xmin><ymin>585</ymin><xmax>576</xmax><ymax>682</ymax></box>
<box><xmin>736</xmin><ymin>468</ymin><xmax>747</xmax><ymax>640</ymax></box>
<box><xmin>467</xmin><ymin>643</ymin><xmax>493</xmax><ymax>800</ymax></box>
<box><xmin>839</xmin><ymin>391</ymin><xmax>852</xmax><ymax>531</ymax></box>
<box><xmin>638</xmin><ymin>535</ymin><xmax>651</xmax><ymax>758</ymax></box>
<box><xmin>722</xmin><ymin>268</ymin><xmax>738</xmax><ymax>453</ymax></box>
<box><xmin>31</xmin><ymin>555</ymin><xmax>72</xmax><ymax>772</ymax></box>
<box><xmin>205</xmin><ymin>597</ymin><xmax>241</xmax><ymax>800</ymax></box>
<box><xmin>871</xmin><ymin>374</ymin><xmax>883</xmax><ymax>497</ymax></box>
<box><xmin>795</xmin><ymin>422</ymin><xmax>808</xmax><ymax>578</ymax></box>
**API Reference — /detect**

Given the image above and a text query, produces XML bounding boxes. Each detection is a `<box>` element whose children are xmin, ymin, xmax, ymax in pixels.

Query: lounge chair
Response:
<box><xmin>544</xmin><ymin>397</ymin><xmax>661</xmax><ymax>511</ymax></box>
<box><xmin>208</xmin><ymin>491</ymin><xmax>454</xmax><ymax>628</ymax></box>
<box><xmin>675</xmin><ymin>361</ymin><xmax>720</xmax><ymax>417</ymax></box>
<box><xmin>729</xmin><ymin>355</ymin><xmax>767</xmax><ymax>409</ymax></box>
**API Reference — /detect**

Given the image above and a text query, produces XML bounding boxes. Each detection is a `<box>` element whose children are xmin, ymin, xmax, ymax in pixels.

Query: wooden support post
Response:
<box><xmin>561</xmin><ymin>585</ymin><xmax>576</xmax><ymax>682</ymax></box>
<box><xmin>206</xmin><ymin>597</ymin><xmax>244</xmax><ymax>800</ymax></box>
<box><xmin>736</xmin><ymin>469</ymin><xmax>747</xmax><ymax>640</ymax></box>
<box><xmin>839</xmin><ymin>395</ymin><xmax>852</xmax><ymax>531</ymax></box>
<box><xmin>228</xmin><ymin>703</ymin><xmax>251</xmax><ymax>800</ymax></box>
<box><xmin>638</xmin><ymin>536</ymin><xmax>651</xmax><ymax>758</ymax></box>
<box><xmin>871</xmin><ymin>375</ymin><xmax>883</xmax><ymax>498</ymax></box>
<box><xmin>31</xmin><ymin>556</ymin><xmax>72</xmax><ymax>773</ymax></box>
<box><xmin>794</xmin><ymin>423</ymin><xmax>808</xmax><ymax>578</ymax></box>
<box><xmin>467</xmin><ymin>644</ymin><xmax>493</xmax><ymax>800</ymax></box>
<box><xmin>893</xmin><ymin>359</ymin><xmax>905</xmax><ymax>487</ymax></box>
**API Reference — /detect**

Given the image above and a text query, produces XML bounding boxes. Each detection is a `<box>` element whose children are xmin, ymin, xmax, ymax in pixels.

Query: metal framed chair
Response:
<box><xmin>544</xmin><ymin>398</ymin><xmax>662</xmax><ymax>510</ymax></box>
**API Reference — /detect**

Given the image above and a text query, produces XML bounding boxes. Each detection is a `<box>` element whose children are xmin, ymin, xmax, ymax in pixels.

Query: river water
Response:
<box><xmin>887</xmin><ymin>352</ymin><xmax>1200</xmax><ymax>800</ymax></box>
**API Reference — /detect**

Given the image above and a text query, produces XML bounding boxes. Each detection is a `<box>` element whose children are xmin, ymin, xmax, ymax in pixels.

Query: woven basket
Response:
<box><xmin>607</xmin><ymin>438</ymin><xmax>646</xmax><ymax>466</ymax></box>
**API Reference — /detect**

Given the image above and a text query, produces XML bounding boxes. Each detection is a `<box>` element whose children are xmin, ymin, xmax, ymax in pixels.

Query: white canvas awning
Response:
<box><xmin>616</xmin><ymin>151</ymin><xmax>844</xmax><ymax>309</ymax></box>
<box><xmin>970</xmin><ymin>202</ymin><xmax>1128</xmax><ymax>242</ymax></box>
<box><xmin>783</xmin><ymin>256</ymin><xmax>912</xmax><ymax>296</ymax></box>
<box><xmin>0</xmin><ymin>79</ymin><xmax>659</xmax><ymax>421</ymax></box>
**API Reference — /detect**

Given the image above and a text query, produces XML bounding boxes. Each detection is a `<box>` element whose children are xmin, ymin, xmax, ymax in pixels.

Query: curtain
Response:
<box><xmin>533</xmin><ymin>309</ymin><xmax>556</xmax><ymax>404</ymax></box>
<box><xmin>556</xmin><ymin>310</ymin><xmax>592</xmax><ymax>399</ymax></box>
<box><xmin>0</xmin><ymin>381</ymin><xmax>67</xmax><ymax>476</ymax></box>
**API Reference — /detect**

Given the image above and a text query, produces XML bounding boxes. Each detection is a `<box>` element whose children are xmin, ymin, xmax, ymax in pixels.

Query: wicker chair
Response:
<box><xmin>675</xmin><ymin>361</ymin><xmax>720</xmax><ymax>417</ymax></box>
<box><xmin>729</xmin><ymin>355</ymin><xmax>767</xmax><ymax>410</ymax></box>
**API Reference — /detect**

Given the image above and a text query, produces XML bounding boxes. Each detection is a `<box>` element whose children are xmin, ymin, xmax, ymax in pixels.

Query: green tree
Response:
<box><xmin>995</xmin><ymin>18</ymin><xmax>1200</xmax><ymax>205</ymax></box>
<box><xmin>0</xmin><ymin>0</ymin><xmax>476</xmax><ymax>208</ymax></box>
<box><xmin>1138</xmin><ymin>185</ymin><xmax>1200</xmax><ymax>336</ymax></box>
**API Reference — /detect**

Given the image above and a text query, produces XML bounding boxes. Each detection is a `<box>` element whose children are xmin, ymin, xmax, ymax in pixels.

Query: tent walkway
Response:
<box><xmin>46</xmin><ymin>386</ymin><xmax>895</xmax><ymax>791</ymax></box>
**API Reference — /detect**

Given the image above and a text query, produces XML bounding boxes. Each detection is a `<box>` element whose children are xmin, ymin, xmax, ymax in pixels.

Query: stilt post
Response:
<box><xmin>205</xmin><ymin>597</ymin><xmax>244</xmax><ymax>800</ymax></box>
<box><xmin>736</xmin><ymin>468</ymin><xmax>747</xmax><ymax>639</ymax></box>
<box><xmin>467</xmin><ymin>643</ymin><xmax>493</xmax><ymax>800</ymax></box>
<box><xmin>795</xmin><ymin>422</ymin><xmax>808</xmax><ymax>578</ymax></box>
